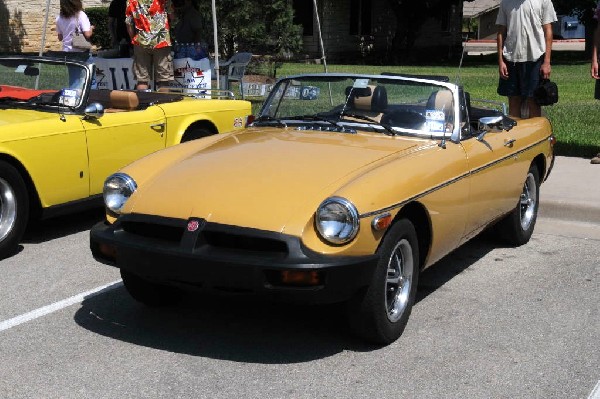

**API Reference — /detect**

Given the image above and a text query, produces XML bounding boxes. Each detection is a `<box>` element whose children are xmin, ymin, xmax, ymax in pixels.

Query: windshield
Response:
<box><xmin>0</xmin><ymin>58</ymin><xmax>88</xmax><ymax>109</ymax></box>
<box><xmin>257</xmin><ymin>75</ymin><xmax>456</xmax><ymax>138</ymax></box>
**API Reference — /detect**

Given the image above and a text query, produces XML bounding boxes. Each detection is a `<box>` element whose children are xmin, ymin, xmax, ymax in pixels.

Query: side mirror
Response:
<box><xmin>83</xmin><ymin>102</ymin><xmax>104</xmax><ymax>120</ymax></box>
<box><xmin>477</xmin><ymin>115</ymin><xmax>516</xmax><ymax>141</ymax></box>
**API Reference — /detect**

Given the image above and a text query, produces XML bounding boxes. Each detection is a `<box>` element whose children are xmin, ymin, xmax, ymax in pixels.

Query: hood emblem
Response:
<box><xmin>187</xmin><ymin>220</ymin><xmax>200</xmax><ymax>232</ymax></box>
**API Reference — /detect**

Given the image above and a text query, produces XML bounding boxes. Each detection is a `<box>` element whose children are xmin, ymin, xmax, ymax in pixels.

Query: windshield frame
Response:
<box><xmin>257</xmin><ymin>73</ymin><xmax>462</xmax><ymax>142</ymax></box>
<box><xmin>0</xmin><ymin>55</ymin><xmax>93</xmax><ymax>113</ymax></box>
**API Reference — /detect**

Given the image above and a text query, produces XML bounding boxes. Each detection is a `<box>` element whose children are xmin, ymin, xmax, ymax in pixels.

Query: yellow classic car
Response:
<box><xmin>90</xmin><ymin>73</ymin><xmax>555</xmax><ymax>345</ymax></box>
<box><xmin>0</xmin><ymin>55</ymin><xmax>250</xmax><ymax>258</ymax></box>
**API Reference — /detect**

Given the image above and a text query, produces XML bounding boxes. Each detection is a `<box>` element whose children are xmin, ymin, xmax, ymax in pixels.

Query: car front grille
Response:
<box><xmin>119</xmin><ymin>216</ymin><xmax>289</xmax><ymax>257</ymax></box>
<box><xmin>121</xmin><ymin>220</ymin><xmax>184</xmax><ymax>243</ymax></box>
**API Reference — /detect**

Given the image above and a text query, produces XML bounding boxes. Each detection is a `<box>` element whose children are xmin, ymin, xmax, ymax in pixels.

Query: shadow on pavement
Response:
<box><xmin>22</xmin><ymin>208</ymin><xmax>105</xmax><ymax>244</ymax></box>
<box><xmin>73</xmin><ymin>233</ymin><xmax>501</xmax><ymax>363</ymax></box>
<box><xmin>74</xmin><ymin>286</ymin><xmax>371</xmax><ymax>363</ymax></box>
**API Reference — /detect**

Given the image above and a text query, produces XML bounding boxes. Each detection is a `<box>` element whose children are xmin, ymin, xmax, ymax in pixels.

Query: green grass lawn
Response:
<box><xmin>247</xmin><ymin>55</ymin><xmax>600</xmax><ymax>158</ymax></box>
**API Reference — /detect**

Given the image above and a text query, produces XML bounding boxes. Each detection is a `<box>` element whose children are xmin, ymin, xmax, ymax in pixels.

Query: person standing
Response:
<box><xmin>590</xmin><ymin>1</ymin><xmax>600</xmax><ymax>164</ymax></box>
<box><xmin>55</xmin><ymin>0</ymin><xmax>94</xmax><ymax>87</ymax></box>
<box><xmin>126</xmin><ymin>0</ymin><xmax>175</xmax><ymax>90</ymax></box>
<box><xmin>108</xmin><ymin>0</ymin><xmax>129</xmax><ymax>53</ymax></box>
<box><xmin>496</xmin><ymin>0</ymin><xmax>557</xmax><ymax>118</ymax></box>
<box><xmin>55</xmin><ymin>0</ymin><xmax>94</xmax><ymax>54</ymax></box>
<box><xmin>173</xmin><ymin>0</ymin><xmax>204</xmax><ymax>44</ymax></box>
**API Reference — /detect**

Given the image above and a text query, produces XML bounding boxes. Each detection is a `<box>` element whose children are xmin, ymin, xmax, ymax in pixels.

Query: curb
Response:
<box><xmin>539</xmin><ymin>201</ymin><xmax>600</xmax><ymax>225</ymax></box>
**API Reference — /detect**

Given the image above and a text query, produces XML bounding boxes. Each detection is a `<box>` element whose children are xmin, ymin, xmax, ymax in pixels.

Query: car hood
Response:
<box><xmin>126</xmin><ymin>128</ymin><xmax>426</xmax><ymax>234</ymax></box>
<box><xmin>0</xmin><ymin>109</ymin><xmax>58</xmax><ymax>127</ymax></box>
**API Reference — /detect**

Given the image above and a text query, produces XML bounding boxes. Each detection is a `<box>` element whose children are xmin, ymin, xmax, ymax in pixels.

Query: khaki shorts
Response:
<box><xmin>132</xmin><ymin>45</ymin><xmax>173</xmax><ymax>84</ymax></box>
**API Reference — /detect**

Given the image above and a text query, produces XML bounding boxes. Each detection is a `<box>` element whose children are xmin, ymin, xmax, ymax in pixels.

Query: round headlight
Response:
<box><xmin>315</xmin><ymin>197</ymin><xmax>359</xmax><ymax>244</ymax></box>
<box><xmin>104</xmin><ymin>173</ymin><xmax>137</xmax><ymax>214</ymax></box>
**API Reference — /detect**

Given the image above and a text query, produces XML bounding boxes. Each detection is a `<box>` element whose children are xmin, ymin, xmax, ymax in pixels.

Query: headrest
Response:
<box><xmin>345</xmin><ymin>85</ymin><xmax>388</xmax><ymax>112</ymax></box>
<box><xmin>109</xmin><ymin>90</ymin><xmax>139</xmax><ymax>110</ymax></box>
<box><xmin>427</xmin><ymin>90</ymin><xmax>453</xmax><ymax>113</ymax></box>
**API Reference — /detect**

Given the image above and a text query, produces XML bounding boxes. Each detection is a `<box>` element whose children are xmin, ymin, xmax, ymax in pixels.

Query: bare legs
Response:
<box><xmin>508</xmin><ymin>96</ymin><xmax>541</xmax><ymax>118</ymax></box>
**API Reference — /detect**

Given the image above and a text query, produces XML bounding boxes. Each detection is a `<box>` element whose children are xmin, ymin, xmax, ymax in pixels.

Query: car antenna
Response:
<box><xmin>439</xmin><ymin>35</ymin><xmax>468</xmax><ymax>149</ymax></box>
<box><xmin>339</xmin><ymin>87</ymin><xmax>355</xmax><ymax>118</ymax></box>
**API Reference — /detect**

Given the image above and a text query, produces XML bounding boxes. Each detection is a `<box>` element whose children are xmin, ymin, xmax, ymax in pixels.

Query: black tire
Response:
<box><xmin>347</xmin><ymin>219</ymin><xmax>420</xmax><ymax>345</ymax></box>
<box><xmin>120</xmin><ymin>270</ymin><xmax>181</xmax><ymax>307</ymax></box>
<box><xmin>0</xmin><ymin>161</ymin><xmax>29</xmax><ymax>259</ymax></box>
<box><xmin>496</xmin><ymin>165</ymin><xmax>540</xmax><ymax>246</ymax></box>
<box><xmin>181</xmin><ymin>127</ymin><xmax>214</xmax><ymax>142</ymax></box>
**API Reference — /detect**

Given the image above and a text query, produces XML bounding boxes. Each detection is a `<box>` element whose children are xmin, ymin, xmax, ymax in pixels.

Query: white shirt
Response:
<box><xmin>56</xmin><ymin>11</ymin><xmax>92</xmax><ymax>52</ymax></box>
<box><xmin>496</xmin><ymin>0</ymin><xmax>557</xmax><ymax>62</ymax></box>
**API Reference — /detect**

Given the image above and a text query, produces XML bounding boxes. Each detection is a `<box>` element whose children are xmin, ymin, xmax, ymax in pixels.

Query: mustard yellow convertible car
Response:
<box><xmin>90</xmin><ymin>73</ymin><xmax>555</xmax><ymax>344</ymax></box>
<box><xmin>0</xmin><ymin>55</ymin><xmax>250</xmax><ymax>258</ymax></box>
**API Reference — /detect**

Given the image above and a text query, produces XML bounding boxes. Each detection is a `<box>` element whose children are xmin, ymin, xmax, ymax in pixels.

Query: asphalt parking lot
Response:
<box><xmin>0</xmin><ymin>157</ymin><xmax>599</xmax><ymax>399</ymax></box>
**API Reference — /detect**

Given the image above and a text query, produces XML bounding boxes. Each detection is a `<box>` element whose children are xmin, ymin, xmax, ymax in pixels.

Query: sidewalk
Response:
<box><xmin>464</xmin><ymin>39</ymin><xmax>584</xmax><ymax>55</ymax></box>
<box><xmin>539</xmin><ymin>156</ymin><xmax>600</xmax><ymax>224</ymax></box>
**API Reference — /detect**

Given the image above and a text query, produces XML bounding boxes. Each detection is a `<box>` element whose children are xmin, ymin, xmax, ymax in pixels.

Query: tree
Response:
<box><xmin>195</xmin><ymin>0</ymin><xmax>302</xmax><ymax>60</ymax></box>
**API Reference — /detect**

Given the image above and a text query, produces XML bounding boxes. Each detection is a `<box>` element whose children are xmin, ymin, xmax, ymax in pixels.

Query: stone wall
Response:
<box><xmin>0</xmin><ymin>0</ymin><xmax>107</xmax><ymax>53</ymax></box>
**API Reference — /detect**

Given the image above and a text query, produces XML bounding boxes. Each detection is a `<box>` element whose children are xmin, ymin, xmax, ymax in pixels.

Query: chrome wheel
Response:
<box><xmin>519</xmin><ymin>172</ymin><xmax>537</xmax><ymax>231</ymax></box>
<box><xmin>347</xmin><ymin>219</ymin><xmax>419</xmax><ymax>345</ymax></box>
<box><xmin>0</xmin><ymin>176</ymin><xmax>17</xmax><ymax>242</ymax></box>
<box><xmin>386</xmin><ymin>238</ymin><xmax>414</xmax><ymax>323</ymax></box>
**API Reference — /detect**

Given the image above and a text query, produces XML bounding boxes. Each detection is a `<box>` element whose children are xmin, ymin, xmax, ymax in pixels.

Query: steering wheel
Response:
<box><xmin>381</xmin><ymin>110</ymin><xmax>426</xmax><ymax>130</ymax></box>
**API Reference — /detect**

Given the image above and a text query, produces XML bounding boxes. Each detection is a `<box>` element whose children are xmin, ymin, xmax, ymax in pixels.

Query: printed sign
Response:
<box><xmin>59</xmin><ymin>89</ymin><xmax>78</xmax><ymax>107</ymax></box>
<box><xmin>425</xmin><ymin>109</ymin><xmax>446</xmax><ymax>133</ymax></box>
<box><xmin>91</xmin><ymin>57</ymin><xmax>211</xmax><ymax>92</ymax></box>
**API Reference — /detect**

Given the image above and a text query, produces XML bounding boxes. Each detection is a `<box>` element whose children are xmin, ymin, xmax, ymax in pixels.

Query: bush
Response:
<box><xmin>86</xmin><ymin>7</ymin><xmax>111</xmax><ymax>50</ymax></box>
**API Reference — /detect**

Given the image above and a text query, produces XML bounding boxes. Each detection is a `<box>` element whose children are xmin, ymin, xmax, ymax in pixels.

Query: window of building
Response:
<box><xmin>350</xmin><ymin>0</ymin><xmax>372</xmax><ymax>35</ymax></box>
<box><xmin>293</xmin><ymin>0</ymin><xmax>314</xmax><ymax>36</ymax></box>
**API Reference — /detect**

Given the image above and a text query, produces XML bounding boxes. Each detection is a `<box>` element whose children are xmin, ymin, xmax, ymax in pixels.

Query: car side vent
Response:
<box><xmin>202</xmin><ymin>231</ymin><xmax>288</xmax><ymax>254</ymax></box>
<box><xmin>121</xmin><ymin>221</ymin><xmax>184</xmax><ymax>243</ymax></box>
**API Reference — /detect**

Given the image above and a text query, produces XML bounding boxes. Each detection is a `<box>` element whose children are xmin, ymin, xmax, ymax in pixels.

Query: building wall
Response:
<box><xmin>303</xmin><ymin>0</ymin><xmax>464</xmax><ymax>60</ymax></box>
<box><xmin>3</xmin><ymin>0</ymin><xmax>465</xmax><ymax>58</ymax></box>
<box><xmin>0</xmin><ymin>0</ymin><xmax>107</xmax><ymax>53</ymax></box>
<box><xmin>478</xmin><ymin>10</ymin><xmax>499</xmax><ymax>40</ymax></box>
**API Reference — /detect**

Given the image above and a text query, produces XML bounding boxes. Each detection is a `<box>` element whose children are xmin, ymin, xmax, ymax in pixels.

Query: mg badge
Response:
<box><xmin>187</xmin><ymin>220</ymin><xmax>200</xmax><ymax>232</ymax></box>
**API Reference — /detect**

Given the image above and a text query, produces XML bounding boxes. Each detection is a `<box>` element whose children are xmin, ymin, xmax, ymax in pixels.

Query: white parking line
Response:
<box><xmin>589</xmin><ymin>381</ymin><xmax>600</xmax><ymax>399</ymax></box>
<box><xmin>0</xmin><ymin>280</ymin><xmax>123</xmax><ymax>332</ymax></box>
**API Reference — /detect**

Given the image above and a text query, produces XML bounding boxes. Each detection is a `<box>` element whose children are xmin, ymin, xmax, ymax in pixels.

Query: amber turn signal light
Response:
<box><xmin>98</xmin><ymin>243</ymin><xmax>117</xmax><ymax>262</ymax></box>
<box><xmin>281</xmin><ymin>270</ymin><xmax>322</xmax><ymax>286</ymax></box>
<box><xmin>372</xmin><ymin>213</ymin><xmax>392</xmax><ymax>231</ymax></box>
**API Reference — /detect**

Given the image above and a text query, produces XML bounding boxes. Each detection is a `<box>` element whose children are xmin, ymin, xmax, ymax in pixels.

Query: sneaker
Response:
<box><xmin>592</xmin><ymin>153</ymin><xmax>600</xmax><ymax>164</ymax></box>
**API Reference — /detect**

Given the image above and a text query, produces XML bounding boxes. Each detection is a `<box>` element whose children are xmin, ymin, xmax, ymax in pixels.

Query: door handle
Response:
<box><xmin>504</xmin><ymin>138</ymin><xmax>516</xmax><ymax>147</ymax></box>
<box><xmin>150</xmin><ymin>123</ymin><xmax>165</xmax><ymax>137</ymax></box>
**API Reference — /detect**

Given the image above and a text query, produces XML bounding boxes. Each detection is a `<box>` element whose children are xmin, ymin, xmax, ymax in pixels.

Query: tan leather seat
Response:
<box><xmin>346</xmin><ymin>85</ymin><xmax>388</xmax><ymax>121</ymax></box>
<box><xmin>107</xmin><ymin>90</ymin><xmax>139</xmax><ymax>112</ymax></box>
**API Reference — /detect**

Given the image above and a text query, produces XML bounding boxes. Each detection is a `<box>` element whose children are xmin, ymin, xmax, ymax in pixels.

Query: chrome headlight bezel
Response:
<box><xmin>315</xmin><ymin>197</ymin><xmax>360</xmax><ymax>245</ymax></box>
<box><xmin>103</xmin><ymin>173</ymin><xmax>137</xmax><ymax>215</ymax></box>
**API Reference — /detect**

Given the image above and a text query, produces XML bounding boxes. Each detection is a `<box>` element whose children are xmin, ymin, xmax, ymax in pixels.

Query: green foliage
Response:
<box><xmin>552</xmin><ymin>0</ymin><xmax>597</xmax><ymax>18</ymax></box>
<box><xmin>195</xmin><ymin>0</ymin><xmax>302</xmax><ymax>60</ymax></box>
<box><xmin>86</xmin><ymin>7</ymin><xmax>111</xmax><ymax>50</ymax></box>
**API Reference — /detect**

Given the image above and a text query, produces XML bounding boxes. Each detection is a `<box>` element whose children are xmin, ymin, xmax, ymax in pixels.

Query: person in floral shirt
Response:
<box><xmin>125</xmin><ymin>0</ymin><xmax>175</xmax><ymax>90</ymax></box>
